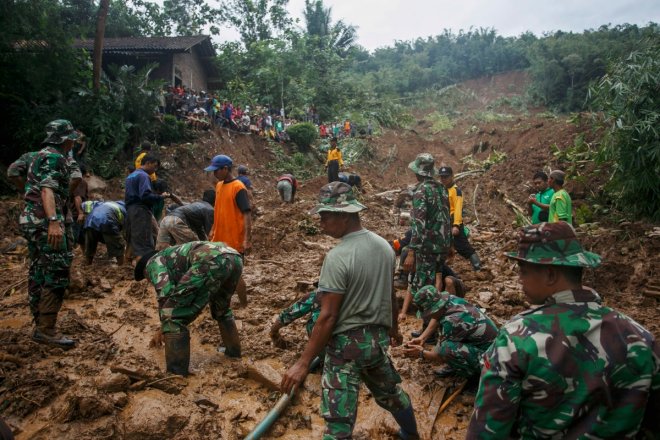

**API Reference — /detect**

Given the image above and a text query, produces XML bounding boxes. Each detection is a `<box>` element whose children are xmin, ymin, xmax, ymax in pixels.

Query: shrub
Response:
<box><xmin>286</xmin><ymin>122</ymin><xmax>319</xmax><ymax>152</ymax></box>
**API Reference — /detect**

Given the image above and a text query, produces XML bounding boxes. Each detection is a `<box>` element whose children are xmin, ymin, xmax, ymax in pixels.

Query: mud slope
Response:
<box><xmin>0</xmin><ymin>71</ymin><xmax>658</xmax><ymax>439</ymax></box>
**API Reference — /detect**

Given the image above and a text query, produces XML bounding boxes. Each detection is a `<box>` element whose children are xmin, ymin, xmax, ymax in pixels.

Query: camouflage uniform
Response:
<box><xmin>278</xmin><ymin>289</ymin><xmax>321</xmax><ymax>337</ymax></box>
<box><xmin>20</xmin><ymin>146</ymin><xmax>73</xmax><ymax>319</ymax></box>
<box><xmin>145</xmin><ymin>241</ymin><xmax>243</xmax><ymax>334</ymax></box>
<box><xmin>467</xmin><ymin>222</ymin><xmax>660</xmax><ymax>439</ymax></box>
<box><xmin>413</xmin><ymin>286</ymin><xmax>498</xmax><ymax>378</ymax></box>
<box><xmin>408</xmin><ymin>154</ymin><xmax>452</xmax><ymax>295</ymax></box>
<box><xmin>322</xmin><ymin>326</ymin><xmax>411</xmax><ymax>439</ymax></box>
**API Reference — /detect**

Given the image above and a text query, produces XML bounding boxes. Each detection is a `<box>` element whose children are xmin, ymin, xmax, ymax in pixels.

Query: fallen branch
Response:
<box><xmin>496</xmin><ymin>189</ymin><xmax>531</xmax><ymax>225</ymax></box>
<box><xmin>2</xmin><ymin>278</ymin><xmax>27</xmax><ymax>297</ymax></box>
<box><xmin>252</xmin><ymin>259</ymin><xmax>287</xmax><ymax>267</ymax></box>
<box><xmin>0</xmin><ymin>353</ymin><xmax>24</xmax><ymax>366</ymax></box>
<box><xmin>472</xmin><ymin>183</ymin><xmax>480</xmax><ymax>226</ymax></box>
<box><xmin>438</xmin><ymin>380</ymin><xmax>467</xmax><ymax>414</ymax></box>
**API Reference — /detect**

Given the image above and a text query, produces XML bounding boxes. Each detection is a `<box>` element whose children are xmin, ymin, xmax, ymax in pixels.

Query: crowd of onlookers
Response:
<box><xmin>158</xmin><ymin>85</ymin><xmax>374</xmax><ymax>144</ymax></box>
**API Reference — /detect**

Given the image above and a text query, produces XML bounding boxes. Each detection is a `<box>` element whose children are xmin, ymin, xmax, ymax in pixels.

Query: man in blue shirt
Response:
<box><xmin>124</xmin><ymin>155</ymin><xmax>169</xmax><ymax>261</ymax></box>
<box><xmin>82</xmin><ymin>201</ymin><xmax>126</xmax><ymax>265</ymax></box>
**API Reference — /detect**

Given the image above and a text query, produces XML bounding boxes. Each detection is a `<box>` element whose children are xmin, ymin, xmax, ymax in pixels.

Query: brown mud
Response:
<box><xmin>0</xmin><ymin>71</ymin><xmax>658</xmax><ymax>439</ymax></box>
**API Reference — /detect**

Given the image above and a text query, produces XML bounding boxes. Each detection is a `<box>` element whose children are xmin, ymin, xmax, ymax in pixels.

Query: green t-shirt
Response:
<box><xmin>531</xmin><ymin>187</ymin><xmax>554</xmax><ymax>224</ymax></box>
<box><xmin>318</xmin><ymin>229</ymin><xmax>395</xmax><ymax>335</ymax></box>
<box><xmin>549</xmin><ymin>188</ymin><xmax>572</xmax><ymax>224</ymax></box>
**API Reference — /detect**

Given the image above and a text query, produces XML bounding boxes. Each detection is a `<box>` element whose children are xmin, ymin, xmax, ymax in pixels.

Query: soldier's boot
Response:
<box><xmin>163</xmin><ymin>329</ymin><xmax>190</xmax><ymax>376</ymax></box>
<box><xmin>469</xmin><ymin>253</ymin><xmax>482</xmax><ymax>271</ymax></box>
<box><xmin>32</xmin><ymin>313</ymin><xmax>76</xmax><ymax>349</ymax></box>
<box><xmin>392</xmin><ymin>405</ymin><xmax>420</xmax><ymax>440</ymax></box>
<box><xmin>235</xmin><ymin>277</ymin><xmax>248</xmax><ymax>307</ymax></box>
<box><xmin>217</xmin><ymin>318</ymin><xmax>241</xmax><ymax>358</ymax></box>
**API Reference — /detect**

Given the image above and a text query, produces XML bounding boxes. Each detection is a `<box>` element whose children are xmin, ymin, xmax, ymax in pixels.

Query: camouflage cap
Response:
<box><xmin>408</xmin><ymin>153</ymin><xmax>435</xmax><ymax>177</ymax></box>
<box><xmin>506</xmin><ymin>222</ymin><xmax>601</xmax><ymax>268</ymax></box>
<box><xmin>412</xmin><ymin>285</ymin><xmax>449</xmax><ymax>320</ymax></box>
<box><xmin>43</xmin><ymin>119</ymin><xmax>80</xmax><ymax>145</ymax></box>
<box><xmin>310</xmin><ymin>181</ymin><xmax>366</xmax><ymax>214</ymax></box>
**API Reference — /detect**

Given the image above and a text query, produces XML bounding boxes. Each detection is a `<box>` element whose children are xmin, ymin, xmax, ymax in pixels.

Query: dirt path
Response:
<box><xmin>1</xmin><ymin>71</ymin><xmax>658</xmax><ymax>439</ymax></box>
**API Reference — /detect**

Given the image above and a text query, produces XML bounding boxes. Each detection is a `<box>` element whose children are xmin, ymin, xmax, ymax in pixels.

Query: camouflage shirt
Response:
<box><xmin>467</xmin><ymin>288</ymin><xmax>660</xmax><ymax>439</ymax></box>
<box><xmin>278</xmin><ymin>290</ymin><xmax>321</xmax><ymax>336</ymax></box>
<box><xmin>409</xmin><ymin>178</ymin><xmax>452</xmax><ymax>255</ymax></box>
<box><xmin>430</xmin><ymin>293</ymin><xmax>497</xmax><ymax>348</ymax></box>
<box><xmin>20</xmin><ymin>146</ymin><xmax>72</xmax><ymax>226</ymax></box>
<box><xmin>146</xmin><ymin>241</ymin><xmax>241</xmax><ymax>299</ymax></box>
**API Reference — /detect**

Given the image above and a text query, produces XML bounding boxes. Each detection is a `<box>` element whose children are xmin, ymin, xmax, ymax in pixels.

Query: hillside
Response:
<box><xmin>0</xmin><ymin>71</ymin><xmax>658</xmax><ymax>439</ymax></box>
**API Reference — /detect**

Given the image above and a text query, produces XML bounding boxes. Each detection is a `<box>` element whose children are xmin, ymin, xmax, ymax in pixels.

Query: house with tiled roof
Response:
<box><xmin>74</xmin><ymin>35</ymin><xmax>220</xmax><ymax>91</ymax></box>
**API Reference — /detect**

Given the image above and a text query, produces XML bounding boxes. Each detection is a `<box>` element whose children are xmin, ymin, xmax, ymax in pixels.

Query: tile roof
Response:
<box><xmin>73</xmin><ymin>36</ymin><xmax>214</xmax><ymax>55</ymax></box>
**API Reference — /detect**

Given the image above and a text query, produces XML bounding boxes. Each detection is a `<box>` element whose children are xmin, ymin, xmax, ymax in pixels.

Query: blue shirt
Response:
<box><xmin>125</xmin><ymin>169</ymin><xmax>162</xmax><ymax>207</ymax></box>
<box><xmin>83</xmin><ymin>201</ymin><xmax>126</xmax><ymax>234</ymax></box>
<box><xmin>236</xmin><ymin>175</ymin><xmax>252</xmax><ymax>189</ymax></box>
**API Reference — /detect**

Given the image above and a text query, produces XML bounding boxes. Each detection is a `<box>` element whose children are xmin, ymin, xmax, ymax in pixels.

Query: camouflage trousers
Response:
<box><xmin>147</xmin><ymin>253</ymin><xmax>243</xmax><ymax>334</ymax></box>
<box><xmin>435</xmin><ymin>339</ymin><xmax>491</xmax><ymax>378</ymax></box>
<box><xmin>321</xmin><ymin>325</ymin><xmax>411</xmax><ymax>439</ymax></box>
<box><xmin>21</xmin><ymin>224</ymin><xmax>73</xmax><ymax>319</ymax></box>
<box><xmin>410</xmin><ymin>252</ymin><xmax>445</xmax><ymax>295</ymax></box>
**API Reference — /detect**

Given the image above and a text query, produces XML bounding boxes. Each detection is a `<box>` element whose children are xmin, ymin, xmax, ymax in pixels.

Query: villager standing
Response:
<box><xmin>467</xmin><ymin>222</ymin><xmax>660</xmax><ymax>439</ymax></box>
<box><xmin>124</xmin><ymin>155</ymin><xmax>168</xmax><ymax>260</ymax></box>
<box><xmin>325</xmin><ymin>138</ymin><xmax>343</xmax><ymax>183</ymax></box>
<box><xmin>281</xmin><ymin>182</ymin><xmax>420</xmax><ymax>440</ymax></box>
<box><xmin>206</xmin><ymin>154</ymin><xmax>251</xmax><ymax>316</ymax></box>
<box><xmin>21</xmin><ymin>119</ymin><xmax>81</xmax><ymax>348</ymax></box>
<box><xmin>438</xmin><ymin>166</ymin><xmax>481</xmax><ymax>270</ymax></box>
<box><xmin>548</xmin><ymin>169</ymin><xmax>572</xmax><ymax>224</ymax></box>
<box><xmin>134</xmin><ymin>241</ymin><xmax>244</xmax><ymax>375</ymax></box>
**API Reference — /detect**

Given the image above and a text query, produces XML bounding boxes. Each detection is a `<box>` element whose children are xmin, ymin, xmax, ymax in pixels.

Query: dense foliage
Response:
<box><xmin>286</xmin><ymin>122</ymin><xmax>319</xmax><ymax>151</ymax></box>
<box><xmin>589</xmin><ymin>43</ymin><xmax>660</xmax><ymax>220</ymax></box>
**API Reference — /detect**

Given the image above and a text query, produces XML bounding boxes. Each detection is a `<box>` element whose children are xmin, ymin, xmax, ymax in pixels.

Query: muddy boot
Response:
<box><xmin>469</xmin><ymin>253</ymin><xmax>482</xmax><ymax>271</ymax></box>
<box><xmin>217</xmin><ymin>318</ymin><xmax>241</xmax><ymax>358</ymax></box>
<box><xmin>392</xmin><ymin>405</ymin><xmax>420</xmax><ymax>440</ymax></box>
<box><xmin>163</xmin><ymin>330</ymin><xmax>190</xmax><ymax>376</ymax></box>
<box><xmin>32</xmin><ymin>313</ymin><xmax>76</xmax><ymax>349</ymax></box>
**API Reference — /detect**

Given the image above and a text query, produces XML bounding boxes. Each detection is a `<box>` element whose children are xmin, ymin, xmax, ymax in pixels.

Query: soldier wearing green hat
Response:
<box><xmin>467</xmin><ymin>222</ymin><xmax>660</xmax><ymax>439</ymax></box>
<box><xmin>280</xmin><ymin>182</ymin><xmax>420</xmax><ymax>440</ymax></box>
<box><xmin>20</xmin><ymin>119</ymin><xmax>82</xmax><ymax>349</ymax></box>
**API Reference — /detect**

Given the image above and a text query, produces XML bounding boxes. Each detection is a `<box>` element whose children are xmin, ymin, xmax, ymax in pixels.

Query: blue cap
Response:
<box><xmin>205</xmin><ymin>154</ymin><xmax>233</xmax><ymax>171</ymax></box>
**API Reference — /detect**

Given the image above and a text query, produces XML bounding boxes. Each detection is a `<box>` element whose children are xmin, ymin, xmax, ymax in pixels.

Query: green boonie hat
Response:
<box><xmin>408</xmin><ymin>153</ymin><xmax>435</xmax><ymax>177</ymax></box>
<box><xmin>412</xmin><ymin>285</ymin><xmax>449</xmax><ymax>320</ymax></box>
<box><xmin>310</xmin><ymin>181</ymin><xmax>366</xmax><ymax>214</ymax></box>
<box><xmin>506</xmin><ymin>222</ymin><xmax>601</xmax><ymax>268</ymax></box>
<box><xmin>43</xmin><ymin>119</ymin><xmax>80</xmax><ymax>145</ymax></box>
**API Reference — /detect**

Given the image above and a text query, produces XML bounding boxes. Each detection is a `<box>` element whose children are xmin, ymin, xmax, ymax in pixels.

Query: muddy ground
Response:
<box><xmin>0</xmin><ymin>71</ymin><xmax>658</xmax><ymax>439</ymax></box>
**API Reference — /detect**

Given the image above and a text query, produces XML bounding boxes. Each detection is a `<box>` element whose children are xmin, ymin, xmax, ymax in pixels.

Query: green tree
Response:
<box><xmin>303</xmin><ymin>0</ymin><xmax>357</xmax><ymax>56</ymax></box>
<box><xmin>589</xmin><ymin>43</ymin><xmax>660</xmax><ymax>220</ymax></box>
<box><xmin>222</xmin><ymin>0</ymin><xmax>292</xmax><ymax>46</ymax></box>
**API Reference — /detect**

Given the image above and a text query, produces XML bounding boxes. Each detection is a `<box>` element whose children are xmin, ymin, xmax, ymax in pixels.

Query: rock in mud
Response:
<box><xmin>96</xmin><ymin>372</ymin><xmax>131</xmax><ymax>393</ymax></box>
<box><xmin>122</xmin><ymin>394</ymin><xmax>189</xmax><ymax>440</ymax></box>
<box><xmin>247</xmin><ymin>361</ymin><xmax>283</xmax><ymax>392</ymax></box>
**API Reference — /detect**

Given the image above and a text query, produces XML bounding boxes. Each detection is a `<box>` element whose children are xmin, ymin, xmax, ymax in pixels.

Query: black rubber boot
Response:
<box><xmin>164</xmin><ymin>329</ymin><xmax>190</xmax><ymax>376</ymax></box>
<box><xmin>32</xmin><ymin>313</ymin><xmax>76</xmax><ymax>349</ymax></box>
<box><xmin>392</xmin><ymin>405</ymin><xmax>420</xmax><ymax>440</ymax></box>
<box><xmin>469</xmin><ymin>253</ymin><xmax>482</xmax><ymax>271</ymax></box>
<box><xmin>217</xmin><ymin>318</ymin><xmax>241</xmax><ymax>358</ymax></box>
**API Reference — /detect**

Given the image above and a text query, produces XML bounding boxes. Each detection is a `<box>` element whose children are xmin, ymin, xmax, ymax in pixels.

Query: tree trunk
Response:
<box><xmin>92</xmin><ymin>0</ymin><xmax>110</xmax><ymax>92</ymax></box>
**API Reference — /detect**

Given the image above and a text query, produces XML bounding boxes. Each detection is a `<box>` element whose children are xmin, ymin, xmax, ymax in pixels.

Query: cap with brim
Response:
<box><xmin>438</xmin><ymin>166</ymin><xmax>453</xmax><ymax>176</ymax></box>
<box><xmin>408</xmin><ymin>153</ymin><xmax>435</xmax><ymax>177</ymax></box>
<box><xmin>309</xmin><ymin>181</ymin><xmax>366</xmax><ymax>214</ymax></box>
<box><xmin>134</xmin><ymin>250</ymin><xmax>158</xmax><ymax>281</ymax></box>
<box><xmin>204</xmin><ymin>154</ymin><xmax>233</xmax><ymax>172</ymax></box>
<box><xmin>42</xmin><ymin>119</ymin><xmax>80</xmax><ymax>145</ymax></box>
<box><xmin>505</xmin><ymin>222</ymin><xmax>601</xmax><ymax>268</ymax></box>
<box><xmin>412</xmin><ymin>285</ymin><xmax>448</xmax><ymax>320</ymax></box>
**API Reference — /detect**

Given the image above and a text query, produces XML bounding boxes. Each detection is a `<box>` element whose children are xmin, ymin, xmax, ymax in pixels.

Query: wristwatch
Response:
<box><xmin>48</xmin><ymin>215</ymin><xmax>59</xmax><ymax>222</ymax></box>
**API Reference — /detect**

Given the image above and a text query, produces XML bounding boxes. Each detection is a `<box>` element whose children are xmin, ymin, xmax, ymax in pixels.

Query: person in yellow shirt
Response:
<box><xmin>439</xmin><ymin>166</ymin><xmax>482</xmax><ymax>271</ymax></box>
<box><xmin>325</xmin><ymin>138</ymin><xmax>343</xmax><ymax>183</ymax></box>
<box><xmin>134</xmin><ymin>141</ymin><xmax>157</xmax><ymax>182</ymax></box>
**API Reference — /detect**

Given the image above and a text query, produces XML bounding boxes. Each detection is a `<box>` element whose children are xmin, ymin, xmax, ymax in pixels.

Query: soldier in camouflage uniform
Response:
<box><xmin>467</xmin><ymin>222</ymin><xmax>660</xmax><ymax>439</ymax></box>
<box><xmin>281</xmin><ymin>182</ymin><xmax>420</xmax><ymax>440</ymax></box>
<box><xmin>404</xmin><ymin>153</ymin><xmax>452</xmax><ymax>339</ymax></box>
<box><xmin>134</xmin><ymin>241</ymin><xmax>244</xmax><ymax>375</ymax></box>
<box><xmin>402</xmin><ymin>286</ymin><xmax>497</xmax><ymax>378</ymax></box>
<box><xmin>19</xmin><ymin>120</ymin><xmax>81</xmax><ymax>348</ymax></box>
<box><xmin>270</xmin><ymin>289</ymin><xmax>321</xmax><ymax>341</ymax></box>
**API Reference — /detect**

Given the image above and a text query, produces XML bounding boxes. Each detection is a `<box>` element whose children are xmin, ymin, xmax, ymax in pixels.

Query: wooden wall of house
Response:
<box><xmin>173</xmin><ymin>50</ymin><xmax>207</xmax><ymax>92</ymax></box>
